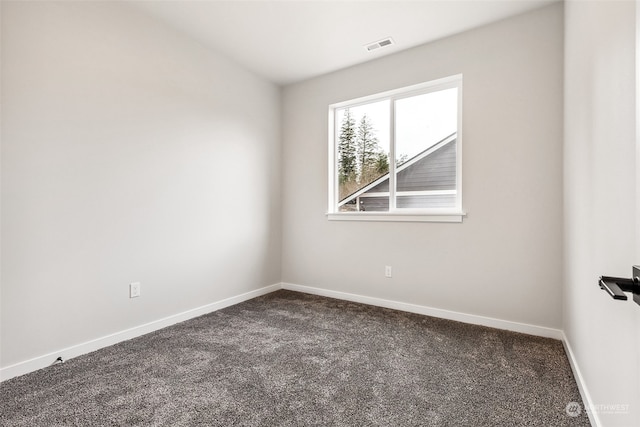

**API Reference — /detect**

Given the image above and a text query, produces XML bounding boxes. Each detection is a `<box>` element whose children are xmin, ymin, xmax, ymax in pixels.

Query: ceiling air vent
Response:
<box><xmin>365</xmin><ymin>37</ymin><xmax>394</xmax><ymax>52</ymax></box>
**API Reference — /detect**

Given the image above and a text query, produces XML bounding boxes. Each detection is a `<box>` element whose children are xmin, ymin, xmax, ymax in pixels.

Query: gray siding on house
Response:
<box><xmin>366</xmin><ymin>139</ymin><xmax>456</xmax><ymax>194</ymax></box>
<box><xmin>359</xmin><ymin>194</ymin><xmax>456</xmax><ymax>211</ymax></box>
<box><xmin>339</xmin><ymin>137</ymin><xmax>457</xmax><ymax>212</ymax></box>
<box><xmin>397</xmin><ymin>194</ymin><xmax>456</xmax><ymax>209</ymax></box>
<box><xmin>368</xmin><ymin>178</ymin><xmax>389</xmax><ymax>193</ymax></box>
<box><xmin>397</xmin><ymin>139</ymin><xmax>456</xmax><ymax>191</ymax></box>
<box><xmin>358</xmin><ymin>196</ymin><xmax>388</xmax><ymax>212</ymax></box>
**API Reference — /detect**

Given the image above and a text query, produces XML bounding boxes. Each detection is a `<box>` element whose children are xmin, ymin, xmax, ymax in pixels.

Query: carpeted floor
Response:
<box><xmin>1</xmin><ymin>290</ymin><xmax>590</xmax><ymax>426</ymax></box>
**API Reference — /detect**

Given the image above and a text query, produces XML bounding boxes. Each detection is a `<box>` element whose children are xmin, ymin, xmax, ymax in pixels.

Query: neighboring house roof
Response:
<box><xmin>339</xmin><ymin>132</ymin><xmax>457</xmax><ymax>207</ymax></box>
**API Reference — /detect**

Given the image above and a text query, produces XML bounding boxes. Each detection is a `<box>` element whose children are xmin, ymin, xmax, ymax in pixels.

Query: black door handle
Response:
<box><xmin>599</xmin><ymin>266</ymin><xmax>640</xmax><ymax>306</ymax></box>
<box><xmin>599</xmin><ymin>276</ymin><xmax>636</xmax><ymax>300</ymax></box>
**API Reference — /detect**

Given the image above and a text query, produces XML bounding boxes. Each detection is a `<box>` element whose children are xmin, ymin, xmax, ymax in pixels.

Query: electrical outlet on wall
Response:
<box><xmin>385</xmin><ymin>266</ymin><xmax>392</xmax><ymax>278</ymax></box>
<box><xmin>129</xmin><ymin>282</ymin><xmax>141</xmax><ymax>298</ymax></box>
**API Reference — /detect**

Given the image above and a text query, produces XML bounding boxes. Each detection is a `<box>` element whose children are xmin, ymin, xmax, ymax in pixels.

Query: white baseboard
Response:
<box><xmin>562</xmin><ymin>333</ymin><xmax>600</xmax><ymax>427</ymax></box>
<box><xmin>281</xmin><ymin>282</ymin><xmax>564</xmax><ymax>340</ymax></box>
<box><xmin>0</xmin><ymin>283</ymin><xmax>281</xmax><ymax>382</ymax></box>
<box><xmin>0</xmin><ymin>282</ymin><xmax>570</xmax><ymax>385</ymax></box>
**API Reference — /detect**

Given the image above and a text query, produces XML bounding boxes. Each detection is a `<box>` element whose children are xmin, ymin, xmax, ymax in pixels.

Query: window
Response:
<box><xmin>328</xmin><ymin>75</ymin><xmax>464</xmax><ymax>222</ymax></box>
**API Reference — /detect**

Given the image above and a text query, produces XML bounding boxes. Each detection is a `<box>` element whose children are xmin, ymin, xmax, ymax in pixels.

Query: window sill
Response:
<box><xmin>326</xmin><ymin>211</ymin><xmax>466</xmax><ymax>223</ymax></box>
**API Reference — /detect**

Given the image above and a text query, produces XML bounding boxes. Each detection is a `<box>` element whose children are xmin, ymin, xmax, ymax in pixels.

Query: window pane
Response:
<box><xmin>357</xmin><ymin>196</ymin><xmax>389</xmax><ymax>212</ymax></box>
<box><xmin>394</xmin><ymin>88</ymin><xmax>457</xmax><ymax>209</ymax></box>
<box><xmin>336</xmin><ymin>100</ymin><xmax>390</xmax><ymax>212</ymax></box>
<box><xmin>397</xmin><ymin>194</ymin><xmax>456</xmax><ymax>208</ymax></box>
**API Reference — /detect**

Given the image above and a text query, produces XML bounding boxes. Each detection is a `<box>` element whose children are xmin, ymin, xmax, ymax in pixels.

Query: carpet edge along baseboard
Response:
<box><xmin>0</xmin><ymin>284</ymin><xmax>281</xmax><ymax>382</ymax></box>
<box><xmin>1</xmin><ymin>282</ymin><xmax>563</xmax><ymax>382</ymax></box>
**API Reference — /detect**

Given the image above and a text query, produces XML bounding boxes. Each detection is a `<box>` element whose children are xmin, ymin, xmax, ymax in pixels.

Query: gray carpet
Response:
<box><xmin>1</xmin><ymin>290</ymin><xmax>590</xmax><ymax>426</ymax></box>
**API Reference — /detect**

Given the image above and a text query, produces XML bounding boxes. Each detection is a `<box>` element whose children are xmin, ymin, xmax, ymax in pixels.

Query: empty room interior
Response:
<box><xmin>1</xmin><ymin>0</ymin><xmax>639</xmax><ymax>426</ymax></box>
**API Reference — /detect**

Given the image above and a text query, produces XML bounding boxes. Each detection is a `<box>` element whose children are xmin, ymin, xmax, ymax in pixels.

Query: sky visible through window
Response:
<box><xmin>396</xmin><ymin>88</ymin><xmax>457</xmax><ymax>160</ymax></box>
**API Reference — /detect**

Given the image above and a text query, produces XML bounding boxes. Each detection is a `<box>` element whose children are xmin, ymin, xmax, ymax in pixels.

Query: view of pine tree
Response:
<box><xmin>337</xmin><ymin>109</ymin><xmax>357</xmax><ymax>185</ymax></box>
<box><xmin>337</xmin><ymin>110</ymin><xmax>389</xmax><ymax>203</ymax></box>
<box><xmin>356</xmin><ymin>114</ymin><xmax>383</xmax><ymax>184</ymax></box>
<box><xmin>374</xmin><ymin>152</ymin><xmax>389</xmax><ymax>175</ymax></box>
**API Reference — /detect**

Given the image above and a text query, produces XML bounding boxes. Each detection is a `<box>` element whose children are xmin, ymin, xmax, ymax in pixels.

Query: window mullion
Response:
<box><xmin>389</xmin><ymin>98</ymin><xmax>396</xmax><ymax>211</ymax></box>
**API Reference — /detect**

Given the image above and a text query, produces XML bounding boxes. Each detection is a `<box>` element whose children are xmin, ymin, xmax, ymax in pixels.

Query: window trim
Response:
<box><xmin>327</xmin><ymin>74</ymin><xmax>465</xmax><ymax>222</ymax></box>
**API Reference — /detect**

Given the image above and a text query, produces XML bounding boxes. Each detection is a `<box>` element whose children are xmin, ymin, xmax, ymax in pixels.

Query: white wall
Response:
<box><xmin>281</xmin><ymin>5</ymin><xmax>564</xmax><ymax>329</ymax></box>
<box><xmin>0</xmin><ymin>1</ymin><xmax>281</xmax><ymax>369</ymax></box>
<box><xmin>564</xmin><ymin>1</ymin><xmax>640</xmax><ymax>426</ymax></box>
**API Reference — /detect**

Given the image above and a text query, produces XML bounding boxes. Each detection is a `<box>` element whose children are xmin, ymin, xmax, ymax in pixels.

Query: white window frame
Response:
<box><xmin>327</xmin><ymin>74</ymin><xmax>465</xmax><ymax>223</ymax></box>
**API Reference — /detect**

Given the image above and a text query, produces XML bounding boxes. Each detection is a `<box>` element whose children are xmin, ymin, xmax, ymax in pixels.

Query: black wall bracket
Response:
<box><xmin>599</xmin><ymin>266</ymin><xmax>640</xmax><ymax>306</ymax></box>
